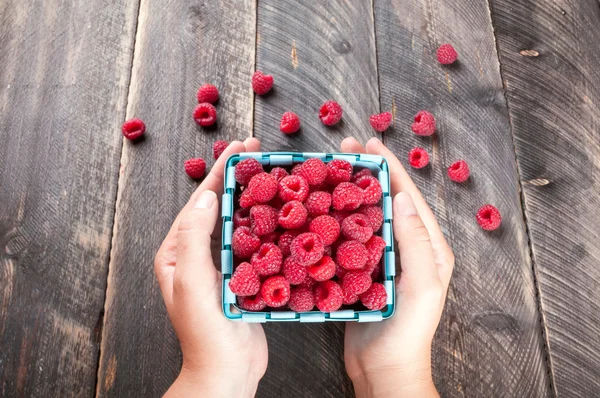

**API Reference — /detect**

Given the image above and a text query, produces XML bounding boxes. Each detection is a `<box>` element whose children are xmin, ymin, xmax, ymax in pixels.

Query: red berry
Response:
<box><xmin>213</xmin><ymin>140</ymin><xmax>228</xmax><ymax>160</ymax></box>
<box><xmin>291</xmin><ymin>163</ymin><xmax>304</xmax><ymax>175</ymax></box>
<box><xmin>121</xmin><ymin>118</ymin><xmax>146</xmax><ymax>140</ymax></box>
<box><xmin>299</xmin><ymin>274</ymin><xmax>317</xmax><ymax>290</ymax></box>
<box><xmin>250</xmin><ymin>205</ymin><xmax>278</xmax><ymax>236</ymax></box>
<box><xmin>330</xmin><ymin>210</ymin><xmax>351</xmax><ymax>226</ymax></box>
<box><xmin>278</xmin><ymin>230</ymin><xmax>301</xmax><ymax>256</ymax></box>
<box><xmin>283</xmin><ymin>256</ymin><xmax>308</xmax><ymax>285</ymax></box>
<box><xmin>232</xmin><ymin>226</ymin><xmax>261</xmax><ymax>258</ymax></box>
<box><xmin>238</xmin><ymin>293</ymin><xmax>267</xmax><ymax>311</ymax></box>
<box><xmin>332</xmin><ymin>182</ymin><xmax>364</xmax><ymax>211</ymax></box>
<box><xmin>235</xmin><ymin>158</ymin><xmax>264</xmax><ymax>186</ymax></box>
<box><xmin>239</xmin><ymin>190</ymin><xmax>256</xmax><ymax>209</ymax></box>
<box><xmin>476</xmin><ymin>204</ymin><xmax>502</xmax><ymax>231</ymax></box>
<box><xmin>251</xmin><ymin>243</ymin><xmax>283</xmax><ymax>276</ymax></box>
<box><xmin>360</xmin><ymin>282</ymin><xmax>387</xmax><ymax>310</ymax></box>
<box><xmin>305</xmin><ymin>191</ymin><xmax>332</xmax><ymax>216</ymax></box>
<box><xmin>248</xmin><ymin>172</ymin><xmax>278</xmax><ymax>203</ymax></box>
<box><xmin>252</xmin><ymin>71</ymin><xmax>274</xmax><ymax>95</ymax></box>
<box><xmin>233</xmin><ymin>208</ymin><xmax>251</xmax><ymax>228</ymax></box>
<box><xmin>342</xmin><ymin>289</ymin><xmax>359</xmax><ymax>305</ymax></box>
<box><xmin>319</xmin><ymin>100</ymin><xmax>343</xmax><ymax>126</ymax></box>
<box><xmin>290</xmin><ymin>232</ymin><xmax>324</xmax><ymax>266</ymax></box>
<box><xmin>314</xmin><ymin>281</ymin><xmax>343</xmax><ymax>312</ymax></box>
<box><xmin>270</xmin><ymin>167</ymin><xmax>289</xmax><ymax>182</ymax></box>
<box><xmin>278</xmin><ymin>175</ymin><xmax>309</xmax><ymax>203</ymax></box>
<box><xmin>437</xmin><ymin>43</ymin><xmax>458</xmax><ymax>65</ymax></box>
<box><xmin>369</xmin><ymin>112</ymin><xmax>393</xmax><ymax>132</ymax></box>
<box><xmin>184</xmin><ymin>158</ymin><xmax>206</xmax><ymax>179</ymax></box>
<box><xmin>326</xmin><ymin>159</ymin><xmax>353</xmax><ymax>185</ymax></box>
<box><xmin>336</xmin><ymin>240</ymin><xmax>368</xmax><ymax>270</ymax></box>
<box><xmin>261</xmin><ymin>231</ymin><xmax>280</xmax><ymax>244</ymax></box>
<box><xmin>355</xmin><ymin>176</ymin><xmax>382</xmax><ymax>205</ymax></box>
<box><xmin>447</xmin><ymin>160</ymin><xmax>470</xmax><ymax>182</ymax></box>
<box><xmin>357</xmin><ymin>205</ymin><xmax>384</xmax><ymax>232</ymax></box>
<box><xmin>341</xmin><ymin>214</ymin><xmax>373</xmax><ymax>243</ymax></box>
<box><xmin>306</xmin><ymin>255</ymin><xmax>336</xmax><ymax>282</ymax></box>
<box><xmin>278</xmin><ymin>200</ymin><xmax>308</xmax><ymax>229</ymax></box>
<box><xmin>229</xmin><ymin>262</ymin><xmax>261</xmax><ymax>296</ymax></box>
<box><xmin>408</xmin><ymin>147</ymin><xmax>430</xmax><ymax>169</ymax></box>
<box><xmin>298</xmin><ymin>158</ymin><xmax>328</xmax><ymax>186</ymax></box>
<box><xmin>260</xmin><ymin>276</ymin><xmax>290</xmax><ymax>307</ymax></box>
<box><xmin>309</xmin><ymin>215</ymin><xmax>341</xmax><ymax>246</ymax></box>
<box><xmin>351</xmin><ymin>168</ymin><xmax>372</xmax><ymax>182</ymax></box>
<box><xmin>288</xmin><ymin>286</ymin><xmax>315</xmax><ymax>312</ymax></box>
<box><xmin>342</xmin><ymin>270</ymin><xmax>372</xmax><ymax>295</ymax></box>
<box><xmin>280</xmin><ymin>111</ymin><xmax>301</xmax><ymax>134</ymax></box>
<box><xmin>193</xmin><ymin>103</ymin><xmax>217</xmax><ymax>126</ymax></box>
<box><xmin>365</xmin><ymin>235</ymin><xmax>386</xmax><ymax>268</ymax></box>
<box><xmin>411</xmin><ymin>110</ymin><xmax>436</xmax><ymax>136</ymax></box>
<box><xmin>197</xmin><ymin>83</ymin><xmax>219</xmax><ymax>103</ymax></box>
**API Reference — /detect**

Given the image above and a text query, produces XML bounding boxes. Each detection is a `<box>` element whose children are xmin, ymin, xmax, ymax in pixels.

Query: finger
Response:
<box><xmin>243</xmin><ymin>136</ymin><xmax>261</xmax><ymax>152</ymax></box>
<box><xmin>340</xmin><ymin>137</ymin><xmax>366</xmax><ymax>154</ymax></box>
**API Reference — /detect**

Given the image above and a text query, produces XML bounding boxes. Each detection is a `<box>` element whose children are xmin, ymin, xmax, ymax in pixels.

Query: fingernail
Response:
<box><xmin>394</xmin><ymin>192</ymin><xmax>417</xmax><ymax>216</ymax></box>
<box><xmin>195</xmin><ymin>190</ymin><xmax>216</xmax><ymax>209</ymax></box>
<box><xmin>369</xmin><ymin>137</ymin><xmax>381</xmax><ymax>144</ymax></box>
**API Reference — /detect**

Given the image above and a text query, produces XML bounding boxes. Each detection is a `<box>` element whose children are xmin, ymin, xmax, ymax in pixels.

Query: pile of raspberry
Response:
<box><xmin>228</xmin><ymin>157</ymin><xmax>388</xmax><ymax>313</ymax></box>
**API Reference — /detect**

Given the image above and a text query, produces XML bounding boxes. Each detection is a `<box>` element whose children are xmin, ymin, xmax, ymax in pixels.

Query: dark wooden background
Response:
<box><xmin>1</xmin><ymin>0</ymin><xmax>598</xmax><ymax>397</ymax></box>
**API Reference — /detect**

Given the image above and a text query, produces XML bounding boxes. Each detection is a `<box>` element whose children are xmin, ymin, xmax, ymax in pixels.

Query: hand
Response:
<box><xmin>154</xmin><ymin>138</ymin><xmax>268</xmax><ymax>398</ymax></box>
<box><xmin>341</xmin><ymin>138</ymin><xmax>455</xmax><ymax>398</ymax></box>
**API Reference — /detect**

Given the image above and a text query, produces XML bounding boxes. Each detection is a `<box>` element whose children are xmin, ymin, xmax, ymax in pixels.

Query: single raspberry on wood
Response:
<box><xmin>306</xmin><ymin>255</ymin><xmax>336</xmax><ymax>282</ymax></box>
<box><xmin>298</xmin><ymin>158</ymin><xmax>328</xmax><ymax>186</ymax></box>
<box><xmin>250</xmin><ymin>205</ymin><xmax>278</xmax><ymax>236</ymax></box>
<box><xmin>247</xmin><ymin>172</ymin><xmax>278</xmax><ymax>203</ymax></box>
<box><xmin>239</xmin><ymin>190</ymin><xmax>256</xmax><ymax>209</ymax></box>
<box><xmin>238</xmin><ymin>293</ymin><xmax>267</xmax><ymax>311</ymax></box>
<box><xmin>193</xmin><ymin>103</ymin><xmax>217</xmax><ymax>126</ymax></box>
<box><xmin>278</xmin><ymin>230</ymin><xmax>301</xmax><ymax>256</ymax></box>
<box><xmin>184</xmin><ymin>158</ymin><xmax>206</xmax><ymax>179</ymax></box>
<box><xmin>336</xmin><ymin>240</ymin><xmax>368</xmax><ymax>270</ymax></box>
<box><xmin>251</xmin><ymin>243</ymin><xmax>283</xmax><ymax>276</ymax></box>
<box><xmin>309</xmin><ymin>215</ymin><xmax>340</xmax><ymax>246</ymax></box>
<box><xmin>357</xmin><ymin>205</ymin><xmax>384</xmax><ymax>232</ymax></box>
<box><xmin>342</xmin><ymin>270</ymin><xmax>372</xmax><ymax>295</ymax></box>
<box><xmin>305</xmin><ymin>191</ymin><xmax>332</xmax><ymax>216</ymax></box>
<box><xmin>326</xmin><ymin>159</ymin><xmax>353</xmax><ymax>185</ymax></box>
<box><xmin>342</xmin><ymin>214</ymin><xmax>373</xmax><ymax>243</ymax></box>
<box><xmin>288</xmin><ymin>286</ymin><xmax>315</xmax><ymax>312</ymax></box>
<box><xmin>213</xmin><ymin>140</ymin><xmax>228</xmax><ymax>160</ymax></box>
<box><xmin>351</xmin><ymin>168</ymin><xmax>372</xmax><ymax>182</ymax></box>
<box><xmin>260</xmin><ymin>276</ymin><xmax>290</xmax><ymax>307</ymax></box>
<box><xmin>411</xmin><ymin>110</ymin><xmax>436</xmax><ymax>136</ymax></box>
<box><xmin>408</xmin><ymin>147</ymin><xmax>430</xmax><ymax>169</ymax></box>
<box><xmin>232</xmin><ymin>226</ymin><xmax>261</xmax><ymax>258</ymax></box>
<box><xmin>355</xmin><ymin>176</ymin><xmax>382</xmax><ymax>205</ymax></box>
<box><xmin>319</xmin><ymin>100</ymin><xmax>343</xmax><ymax>126</ymax></box>
<box><xmin>233</xmin><ymin>208</ymin><xmax>251</xmax><ymax>228</ymax></box>
<box><xmin>252</xmin><ymin>71</ymin><xmax>274</xmax><ymax>95</ymax></box>
<box><xmin>369</xmin><ymin>112</ymin><xmax>393</xmax><ymax>132</ymax></box>
<box><xmin>476</xmin><ymin>204</ymin><xmax>502</xmax><ymax>231</ymax></box>
<box><xmin>437</xmin><ymin>44</ymin><xmax>458</xmax><ymax>65</ymax></box>
<box><xmin>282</xmin><ymin>256</ymin><xmax>307</xmax><ymax>285</ymax></box>
<box><xmin>229</xmin><ymin>262</ymin><xmax>261</xmax><ymax>296</ymax></box>
<box><xmin>270</xmin><ymin>167</ymin><xmax>289</xmax><ymax>182</ymax></box>
<box><xmin>197</xmin><ymin>83</ymin><xmax>219</xmax><ymax>103</ymax></box>
<box><xmin>235</xmin><ymin>158</ymin><xmax>263</xmax><ymax>186</ymax></box>
<box><xmin>280</xmin><ymin>111</ymin><xmax>301</xmax><ymax>134</ymax></box>
<box><xmin>447</xmin><ymin>160</ymin><xmax>470</xmax><ymax>182</ymax></box>
<box><xmin>360</xmin><ymin>283</ymin><xmax>387</xmax><ymax>310</ymax></box>
<box><xmin>279</xmin><ymin>175</ymin><xmax>309</xmax><ymax>203</ymax></box>
<box><xmin>278</xmin><ymin>200</ymin><xmax>308</xmax><ymax>229</ymax></box>
<box><xmin>365</xmin><ymin>235</ymin><xmax>386</xmax><ymax>268</ymax></box>
<box><xmin>290</xmin><ymin>232</ymin><xmax>324</xmax><ymax>266</ymax></box>
<box><xmin>332</xmin><ymin>182</ymin><xmax>364</xmax><ymax>211</ymax></box>
<box><xmin>122</xmin><ymin>118</ymin><xmax>146</xmax><ymax>140</ymax></box>
<box><xmin>314</xmin><ymin>280</ymin><xmax>343</xmax><ymax>312</ymax></box>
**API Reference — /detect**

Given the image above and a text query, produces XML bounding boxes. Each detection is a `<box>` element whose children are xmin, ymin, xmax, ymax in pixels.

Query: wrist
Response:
<box><xmin>350</xmin><ymin>363</ymin><xmax>437</xmax><ymax>398</ymax></box>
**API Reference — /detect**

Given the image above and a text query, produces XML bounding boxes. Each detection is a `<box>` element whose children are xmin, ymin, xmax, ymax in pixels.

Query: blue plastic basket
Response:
<box><xmin>221</xmin><ymin>152</ymin><xmax>395</xmax><ymax>323</ymax></box>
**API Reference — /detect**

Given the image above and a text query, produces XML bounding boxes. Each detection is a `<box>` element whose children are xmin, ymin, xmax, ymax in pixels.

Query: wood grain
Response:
<box><xmin>0</xmin><ymin>0</ymin><xmax>138</xmax><ymax>396</ymax></box>
<box><xmin>254</xmin><ymin>1</ymin><xmax>379</xmax><ymax>397</ymax></box>
<box><xmin>490</xmin><ymin>0</ymin><xmax>600</xmax><ymax>395</ymax></box>
<box><xmin>95</xmin><ymin>0</ymin><xmax>256</xmax><ymax>396</ymax></box>
<box><xmin>373</xmin><ymin>0</ymin><xmax>552</xmax><ymax>396</ymax></box>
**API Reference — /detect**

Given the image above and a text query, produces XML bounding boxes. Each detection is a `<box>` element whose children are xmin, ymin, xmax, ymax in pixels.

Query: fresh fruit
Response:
<box><xmin>121</xmin><ymin>118</ymin><xmax>146</xmax><ymax>140</ymax></box>
<box><xmin>197</xmin><ymin>84</ymin><xmax>219</xmax><ymax>103</ymax></box>
<box><xmin>184</xmin><ymin>158</ymin><xmax>206</xmax><ymax>179</ymax></box>
<box><xmin>193</xmin><ymin>103</ymin><xmax>217</xmax><ymax>126</ymax></box>
<box><xmin>319</xmin><ymin>100</ymin><xmax>343</xmax><ymax>126</ymax></box>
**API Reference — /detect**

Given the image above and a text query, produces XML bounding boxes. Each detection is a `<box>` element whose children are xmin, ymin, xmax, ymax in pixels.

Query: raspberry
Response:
<box><xmin>314</xmin><ymin>281</ymin><xmax>343</xmax><ymax>312</ymax></box>
<box><xmin>304</xmin><ymin>191</ymin><xmax>332</xmax><ymax>216</ymax></box>
<box><xmin>299</xmin><ymin>274</ymin><xmax>317</xmax><ymax>290</ymax></box>
<box><xmin>369</xmin><ymin>112</ymin><xmax>393</xmax><ymax>132</ymax></box>
<box><xmin>476</xmin><ymin>204</ymin><xmax>502</xmax><ymax>231</ymax></box>
<box><xmin>250</xmin><ymin>205</ymin><xmax>278</xmax><ymax>236</ymax></box>
<box><xmin>357</xmin><ymin>206</ymin><xmax>384</xmax><ymax>231</ymax></box>
<box><xmin>437</xmin><ymin>43</ymin><xmax>458</xmax><ymax>65</ymax></box>
<box><xmin>447</xmin><ymin>160</ymin><xmax>470</xmax><ymax>182</ymax></box>
<box><xmin>411</xmin><ymin>110</ymin><xmax>436</xmax><ymax>136</ymax></box>
<box><xmin>342</xmin><ymin>270</ymin><xmax>372</xmax><ymax>295</ymax></box>
<box><xmin>213</xmin><ymin>140</ymin><xmax>228</xmax><ymax>160</ymax></box>
<box><xmin>251</xmin><ymin>243</ymin><xmax>283</xmax><ymax>276</ymax></box>
<box><xmin>239</xmin><ymin>190</ymin><xmax>256</xmax><ymax>209</ymax></box>
<box><xmin>288</xmin><ymin>286</ymin><xmax>315</xmax><ymax>312</ymax></box>
<box><xmin>319</xmin><ymin>100</ymin><xmax>343</xmax><ymax>126</ymax></box>
<box><xmin>197</xmin><ymin>83</ymin><xmax>219</xmax><ymax>103</ymax></box>
<box><xmin>306</xmin><ymin>255</ymin><xmax>336</xmax><ymax>282</ymax></box>
<box><xmin>261</xmin><ymin>231</ymin><xmax>280</xmax><ymax>244</ymax></box>
<box><xmin>247</xmin><ymin>172</ymin><xmax>278</xmax><ymax>203</ymax></box>
<box><xmin>121</xmin><ymin>118</ymin><xmax>146</xmax><ymax>140</ymax></box>
<box><xmin>291</xmin><ymin>164</ymin><xmax>304</xmax><ymax>175</ymax></box>
<box><xmin>336</xmin><ymin>240</ymin><xmax>368</xmax><ymax>270</ymax></box>
<box><xmin>235</xmin><ymin>158</ymin><xmax>263</xmax><ymax>186</ymax></box>
<box><xmin>278</xmin><ymin>175</ymin><xmax>309</xmax><ymax>203</ymax></box>
<box><xmin>341</xmin><ymin>214</ymin><xmax>373</xmax><ymax>243</ymax></box>
<box><xmin>355</xmin><ymin>176</ymin><xmax>382</xmax><ymax>205</ymax></box>
<box><xmin>252</xmin><ymin>71</ymin><xmax>274</xmax><ymax>95</ymax></box>
<box><xmin>351</xmin><ymin>168</ymin><xmax>372</xmax><ymax>182</ymax></box>
<box><xmin>290</xmin><ymin>232</ymin><xmax>324</xmax><ymax>266</ymax></box>
<box><xmin>309</xmin><ymin>215</ymin><xmax>340</xmax><ymax>246</ymax></box>
<box><xmin>233</xmin><ymin>208</ymin><xmax>251</xmax><ymax>228</ymax></box>
<box><xmin>326</xmin><ymin>159</ymin><xmax>353</xmax><ymax>185</ymax></box>
<box><xmin>332</xmin><ymin>182</ymin><xmax>363</xmax><ymax>211</ymax></box>
<box><xmin>238</xmin><ymin>293</ymin><xmax>266</xmax><ymax>311</ymax></box>
<box><xmin>278</xmin><ymin>230</ymin><xmax>300</xmax><ymax>256</ymax></box>
<box><xmin>280</xmin><ymin>111</ymin><xmax>301</xmax><ymax>134</ymax></box>
<box><xmin>360</xmin><ymin>283</ymin><xmax>387</xmax><ymax>310</ymax></box>
<box><xmin>261</xmin><ymin>276</ymin><xmax>291</xmax><ymax>307</ymax></box>
<box><xmin>330</xmin><ymin>210</ymin><xmax>351</xmax><ymax>226</ymax></box>
<box><xmin>270</xmin><ymin>167</ymin><xmax>289</xmax><ymax>182</ymax></box>
<box><xmin>229</xmin><ymin>262</ymin><xmax>261</xmax><ymax>296</ymax></box>
<box><xmin>193</xmin><ymin>103</ymin><xmax>217</xmax><ymax>126</ymax></box>
<box><xmin>365</xmin><ymin>235</ymin><xmax>386</xmax><ymax>268</ymax></box>
<box><xmin>282</xmin><ymin>256</ymin><xmax>307</xmax><ymax>285</ymax></box>
<box><xmin>184</xmin><ymin>158</ymin><xmax>206</xmax><ymax>179</ymax></box>
<box><xmin>278</xmin><ymin>200</ymin><xmax>308</xmax><ymax>229</ymax></box>
<box><xmin>298</xmin><ymin>158</ymin><xmax>328</xmax><ymax>186</ymax></box>
<box><xmin>342</xmin><ymin>289</ymin><xmax>359</xmax><ymax>305</ymax></box>
<box><xmin>408</xmin><ymin>147</ymin><xmax>430</xmax><ymax>169</ymax></box>
<box><xmin>232</xmin><ymin>226</ymin><xmax>261</xmax><ymax>258</ymax></box>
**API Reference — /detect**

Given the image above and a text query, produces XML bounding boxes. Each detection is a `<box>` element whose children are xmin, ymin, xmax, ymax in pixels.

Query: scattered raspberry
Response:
<box><xmin>278</xmin><ymin>200</ymin><xmax>308</xmax><ymax>229</ymax></box>
<box><xmin>342</xmin><ymin>214</ymin><xmax>373</xmax><ymax>243</ymax></box>
<box><xmin>261</xmin><ymin>231</ymin><xmax>280</xmax><ymax>244</ymax></box>
<box><xmin>332</xmin><ymin>182</ymin><xmax>364</xmax><ymax>211</ymax></box>
<box><xmin>342</xmin><ymin>289</ymin><xmax>359</xmax><ymax>305</ymax></box>
<box><xmin>365</xmin><ymin>235</ymin><xmax>386</xmax><ymax>268</ymax></box>
<box><xmin>280</xmin><ymin>112</ymin><xmax>301</xmax><ymax>134</ymax></box>
<box><xmin>408</xmin><ymin>147</ymin><xmax>430</xmax><ymax>169</ymax></box>
<box><xmin>291</xmin><ymin>163</ymin><xmax>304</xmax><ymax>175</ymax></box>
<box><xmin>476</xmin><ymin>204</ymin><xmax>502</xmax><ymax>231</ymax></box>
<box><xmin>342</xmin><ymin>270</ymin><xmax>372</xmax><ymax>295</ymax></box>
<box><xmin>304</xmin><ymin>191</ymin><xmax>332</xmax><ymax>216</ymax></box>
<box><xmin>437</xmin><ymin>43</ymin><xmax>458</xmax><ymax>65</ymax></box>
<box><xmin>260</xmin><ymin>276</ymin><xmax>291</xmax><ymax>307</ymax></box>
<box><xmin>213</xmin><ymin>140</ymin><xmax>228</xmax><ymax>160</ymax></box>
<box><xmin>369</xmin><ymin>263</ymin><xmax>382</xmax><ymax>280</ymax></box>
<box><xmin>282</xmin><ymin>256</ymin><xmax>308</xmax><ymax>285</ymax></box>
<box><xmin>369</xmin><ymin>112</ymin><xmax>393</xmax><ymax>132</ymax></box>
<box><xmin>247</xmin><ymin>172</ymin><xmax>278</xmax><ymax>203</ymax></box>
<box><xmin>197</xmin><ymin>84</ymin><xmax>219</xmax><ymax>103</ymax></box>
<box><xmin>278</xmin><ymin>175</ymin><xmax>309</xmax><ymax>203</ymax></box>
<box><xmin>252</xmin><ymin>71</ymin><xmax>274</xmax><ymax>95</ymax></box>
<box><xmin>238</xmin><ymin>293</ymin><xmax>267</xmax><ymax>311</ymax></box>
<box><xmin>288</xmin><ymin>286</ymin><xmax>315</xmax><ymax>312</ymax></box>
<box><xmin>335</xmin><ymin>261</ymin><xmax>348</xmax><ymax>279</ymax></box>
<box><xmin>314</xmin><ymin>281</ymin><xmax>343</xmax><ymax>312</ymax></box>
<box><xmin>184</xmin><ymin>158</ymin><xmax>206</xmax><ymax>179</ymax></box>
<box><xmin>235</xmin><ymin>158</ymin><xmax>264</xmax><ymax>186</ymax></box>
<box><xmin>355</xmin><ymin>176</ymin><xmax>382</xmax><ymax>205</ymax></box>
<box><xmin>121</xmin><ymin>118</ymin><xmax>146</xmax><ymax>140</ymax></box>
<box><xmin>233</xmin><ymin>208</ymin><xmax>251</xmax><ymax>228</ymax></box>
<box><xmin>309</xmin><ymin>215</ymin><xmax>341</xmax><ymax>246</ymax></box>
<box><xmin>232</xmin><ymin>226</ymin><xmax>261</xmax><ymax>258</ymax></box>
<box><xmin>229</xmin><ymin>262</ymin><xmax>261</xmax><ymax>296</ymax></box>
<box><xmin>193</xmin><ymin>103</ymin><xmax>217</xmax><ymax>126</ymax></box>
<box><xmin>360</xmin><ymin>283</ymin><xmax>387</xmax><ymax>310</ymax></box>
<box><xmin>411</xmin><ymin>110</ymin><xmax>436</xmax><ymax>136</ymax></box>
<box><xmin>447</xmin><ymin>160</ymin><xmax>470</xmax><ymax>183</ymax></box>
<box><xmin>306</xmin><ymin>255</ymin><xmax>336</xmax><ymax>282</ymax></box>
<box><xmin>351</xmin><ymin>168</ymin><xmax>372</xmax><ymax>182</ymax></box>
<box><xmin>251</xmin><ymin>243</ymin><xmax>283</xmax><ymax>276</ymax></box>
<box><xmin>330</xmin><ymin>210</ymin><xmax>351</xmax><ymax>226</ymax></box>
<box><xmin>326</xmin><ymin>159</ymin><xmax>353</xmax><ymax>185</ymax></box>
<box><xmin>239</xmin><ymin>190</ymin><xmax>256</xmax><ymax>209</ymax></box>
<box><xmin>319</xmin><ymin>100</ymin><xmax>343</xmax><ymax>126</ymax></box>
<box><xmin>270</xmin><ymin>167</ymin><xmax>289</xmax><ymax>182</ymax></box>
<box><xmin>250</xmin><ymin>205</ymin><xmax>278</xmax><ymax>236</ymax></box>
<box><xmin>278</xmin><ymin>230</ymin><xmax>301</xmax><ymax>256</ymax></box>
<box><xmin>357</xmin><ymin>206</ymin><xmax>384</xmax><ymax>231</ymax></box>
<box><xmin>298</xmin><ymin>158</ymin><xmax>328</xmax><ymax>186</ymax></box>
<box><xmin>336</xmin><ymin>240</ymin><xmax>368</xmax><ymax>270</ymax></box>
<box><xmin>290</xmin><ymin>232</ymin><xmax>324</xmax><ymax>266</ymax></box>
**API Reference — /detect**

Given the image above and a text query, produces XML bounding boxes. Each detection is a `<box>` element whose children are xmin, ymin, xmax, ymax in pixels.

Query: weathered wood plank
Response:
<box><xmin>0</xmin><ymin>1</ymin><xmax>138</xmax><ymax>396</ymax></box>
<box><xmin>373</xmin><ymin>0</ymin><xmax>552</xmax><ymax>396</ymax></box>
<box><xmin>254</xmin><ymin>1</ymin><xmax>379</xmax><ymax>396</ymax></box>
<box><xmin>490</xmin><ymin>0</ymin><xmax>600</xmax><ymax>395</ymax></box>
<box><xmin>95</xmin><ymin>1</ymin><xmax>256</xmax><ymax>396</ymax></box>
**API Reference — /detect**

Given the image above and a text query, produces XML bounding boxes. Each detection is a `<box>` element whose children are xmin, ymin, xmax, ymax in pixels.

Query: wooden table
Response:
<box><xmin>1</xmin><ymin>1</ymin><xmax>598</xmax><ymax>397</ymax></box>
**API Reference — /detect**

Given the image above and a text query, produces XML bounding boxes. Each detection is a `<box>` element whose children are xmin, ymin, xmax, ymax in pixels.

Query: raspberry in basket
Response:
<box><xmin>342</xmin><ymin>270</ymin><xmax>372</xmax><ymax>295</ymax></box>
<box><xmin>326</xmin><ymin>159</ymin><xmax>353</xmax><ymax>185</ymax></box>
<box><xmin>306</xmin><ymin>255</ymin><xmax>336</xmax><ymax>282</ymax></box>
<box><xmin>288</xmin><ymin>286</ymin><xmax>315</xmax><ymax>312</ymax></box>
<box><xmin>232</xmin><ymin>226</ymin><xmax>261</xmax><ymax>258</ymax></box>
<box><xmin>360</xmin><ymin>283</ymin><xmax>387</xmax><ymax>310</ymax></box>
<box><xmin>251</xmin><ymin>243</ymin><xmax>283</xmax><ymax>276</ymax></box>
<box><xmin>247</xmin><ymin>172</ymin><xmax>278</xmax><ymax>203</ymax></box>
<box><xmin>278</xmin><ymin>200</ymin><xmax>308</xmax><ymax>229</ymax></box>
<box><xmin>290</xmin><ymin>232</ymin><xmax>324</xmax><ymax>266</ymax></box>
<box><xmin>283</xmin><ymin>256</ymin><xmax>307</xmax><ymax>285</ymax></box>
<box><xmin>235</xmin><ymin>158</ymin><xmax>263</xmax><ymax>186</ymax></box>
<box><xmin>250</xmin><ymin>205</ymin><xmax>278</xmax><ymax>236</ymax></box>
<box><xmin>342</xmin><ymin>214</ymin><xmax>373</xmax><ymax>243</ymax></box>
<box><xmin>332</xmin><ymin>182</ymin><xmax>363</xmax><ymax>211</ymax></box>
<box><xmin>309</xmin><ymin>215</ymin><xmax>340</xmax><ymax>246</ymax></box>
<box><xmin>229</xmin><ymin>262</ymin><xmax>260</xmax><ymax>296</ymax></box>
<box><xmin>336</xmin><ymin>240</ymin><xmax>368</xmax><ymax>270</ymax></box>
<box><xmin>261</xmin><ymin>276</ymin><xmax>290</xmax><ymax>307</ymax></box>
<box><xmin>278</xmin><ymin>175</ymin><xmax>310</xmax><ymax>203</ymax></box>
<box><xmin>314</xmin><ymin>280</ymin><xmax>343</xmax><ymax>312</ymax></box>
<box><xmin>238</xmin><ymin>293</ymin><xmax>266</xmax><ymax>311</ymax></box>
